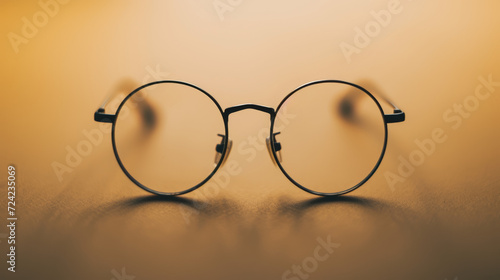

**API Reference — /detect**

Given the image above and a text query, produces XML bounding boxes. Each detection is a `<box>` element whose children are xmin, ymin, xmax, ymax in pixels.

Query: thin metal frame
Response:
<box><xmin>94</xmin><ymin>79</ymin><xmax>405</xmax><ymax>196</ymax></box>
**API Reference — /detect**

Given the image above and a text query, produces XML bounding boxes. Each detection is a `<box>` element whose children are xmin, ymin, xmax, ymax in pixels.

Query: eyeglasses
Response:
<box><xmin>94</xmin><ymin>79</ymin><xmax>405</xmax><ymax>196</ymax></box>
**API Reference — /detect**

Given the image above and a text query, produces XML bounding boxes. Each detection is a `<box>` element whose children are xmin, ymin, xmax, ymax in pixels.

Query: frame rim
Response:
<box><xmin>270</xmin><ymin>79</ymin><xmax>389</xmax><ymax>196</ymax></box>
<box><xmin>111</xmin><ymin>80</ymin><xmax>229</xmax><ymax>196</ymax></box>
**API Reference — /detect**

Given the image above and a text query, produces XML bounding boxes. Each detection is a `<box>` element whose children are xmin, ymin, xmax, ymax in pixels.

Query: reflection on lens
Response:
<box><xmin>273</xmin><ymin>81</ymin><xmax>386</xmax><ymax>194</ymax></box>
<box><xmin>113</xmin><ymin>82</ymin><xmax>225</xmax><ymax>194</ymax></box>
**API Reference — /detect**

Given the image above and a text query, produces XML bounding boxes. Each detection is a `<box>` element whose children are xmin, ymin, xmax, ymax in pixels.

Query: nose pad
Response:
<box><xmin>214</xmin><ymin>134</ymin><xmax>233</xmax><ymax>167</ymax></box>
<box><xmin>266</xmin><ymin>132</ymin><xmax>282</xmax><ymax>166</ymax></box>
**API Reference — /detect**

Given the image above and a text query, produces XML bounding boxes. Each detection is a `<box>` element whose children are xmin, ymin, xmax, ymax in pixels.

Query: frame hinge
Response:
<box><xmin>94</xmin><ymin>108</ymin><xmax>116</xmax><ymax>123</ymax></box>
<box><xmin>384</xmin><ymin>109</ymin><xmax>405</xmax><ymax>123</ymax></box>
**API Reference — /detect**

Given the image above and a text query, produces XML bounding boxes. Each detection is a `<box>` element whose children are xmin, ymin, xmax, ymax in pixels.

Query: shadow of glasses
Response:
<box><xmin>275</xmin><ymin>192</ymin><xmax>419</xmax><ymax>230</ymax></box>
<box><xmin>76</xmin><ymin>195</ymin><xmax>200</xmax><ymax>227</ymax></box>
<box><xmin>76</xmin><ymin>194</ymin><xmax>248</xmax><ymax>229</ymax></box>
<box><xmin>277</xmin><ymin>195</ymin><xmax>381</xmax><ymax>218</ymax></box>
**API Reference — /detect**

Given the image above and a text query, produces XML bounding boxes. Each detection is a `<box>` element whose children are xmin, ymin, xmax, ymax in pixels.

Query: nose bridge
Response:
<box><xmin>224</xmin><ymin>104</ymin><xmax>275</xmax><ymax>117</ymax></box>
<box><xmin>219</xmin><ymin>103</ymin><xmax>280</xmax><ymax>169</ymax></box>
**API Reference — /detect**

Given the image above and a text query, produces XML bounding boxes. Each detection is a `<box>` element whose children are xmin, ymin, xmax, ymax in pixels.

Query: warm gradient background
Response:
<box><xmin>1</xmin><ymin>1</ymin><xmax>500</xmax><ymax>279</ymax></box>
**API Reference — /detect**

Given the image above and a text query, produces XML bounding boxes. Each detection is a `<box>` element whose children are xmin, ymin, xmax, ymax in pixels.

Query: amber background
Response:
<box><xmin>1</xmin><ymin>1</ymin><xmax>500</xmax><ymax>279</ymax></box>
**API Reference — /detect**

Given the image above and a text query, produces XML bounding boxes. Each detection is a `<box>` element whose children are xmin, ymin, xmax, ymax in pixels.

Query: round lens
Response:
<box><xmin>113</xmin><ymin>81</ymin><xmax>226</xmax><ymax>194</ymax></box>
<box><xmin>273</xmin><ymin>81</ymin><xmax>387</xmax><ymax>195</ymax></box>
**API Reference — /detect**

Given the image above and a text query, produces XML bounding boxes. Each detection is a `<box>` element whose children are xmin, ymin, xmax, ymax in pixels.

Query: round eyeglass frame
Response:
<box><xmin>110</xmin><ymin>80</ymin><xmax>389</xmax><ymax>196</ymax></box>
<box><xmin>270</xmin><ymin>80</ymin><xmax>388</xmax><ymax>196</ymax></box>
<box><xmin>111</xmin><ymin>80</ymin><xmax>229</xmax><ymax>196</ymax></box>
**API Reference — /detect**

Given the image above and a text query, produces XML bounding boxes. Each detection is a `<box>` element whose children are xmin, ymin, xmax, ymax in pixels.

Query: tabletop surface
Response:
<box><xmin>1</xmin><ymin>1</ymin><xmax>500</xmax><ymax>279</ymax></box>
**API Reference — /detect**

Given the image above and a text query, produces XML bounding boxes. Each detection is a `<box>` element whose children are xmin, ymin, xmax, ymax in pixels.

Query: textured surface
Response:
<box><xmin>1</xmin><ymin>1</ymin><xmax>500</xmax><ymax>279</ymax></box>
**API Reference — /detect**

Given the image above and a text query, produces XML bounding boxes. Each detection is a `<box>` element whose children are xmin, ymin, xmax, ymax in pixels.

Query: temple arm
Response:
<box><xmin>339</xmin><ymin>80</ymin><xmax>405</xmax><ymax>124</ymax></box>
<box><xmin>94</xmin><ymin>78</ymin><xmax>156</xmax><ymax>125</ymax></box>
<box><xmin>377</xmin><ymin>93</ymin><xmax>405</xmax><ymax>123</ymax></box>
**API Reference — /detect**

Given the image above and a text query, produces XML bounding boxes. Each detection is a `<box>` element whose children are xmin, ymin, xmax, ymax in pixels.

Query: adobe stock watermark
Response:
<box><xmin>51</xmin><ymin>65</ymin><xmax>169</xmax><ymax>183</ymax></box>
<box><xmin>179</xmin><ymin>107</ymin><xmax>296</xmax><ymax>225</ymax></box>
<box><xmin>339</xmin><ymin>0</ymin><xmax>413</xmax><ymax>64</ymax></box>
<box><xmin>178</xmin><ymin>159</ymin><xmax>243</xmax><ymax>225</ymax></box>
<box><xmin>111</xmin><ymin>267</ymin><xmax>135</xmax><ymax>280</ymax></box>
<box><xmin>7</xmin><ymin>0</ymin><xmax>72</xmax><ymax>54</ymax></box>
<box><xmin>282</xmin><ymin>235</ymin><xmax>340</xmax><ymax>280</ymax></box>
<box><xmin>385</xmin><ymin>74</ymin><xmax>500</xmax><ymax>191</ymax></box>
<box><xmin>213</xmin><ymin>0</ymin><xmax>244</xmax><ymax>21</ymax></box>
